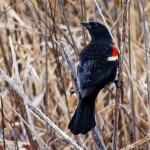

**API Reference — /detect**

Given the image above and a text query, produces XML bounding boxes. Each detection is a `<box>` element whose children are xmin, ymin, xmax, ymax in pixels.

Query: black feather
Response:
<box><xmin>68</xmin><ymin>22</ymin><xmax>118</xmax><ymax>135</ymax></box>
<box><xmin>68</xmin><ymin>92</ymin><xmax>97</xmax><ymax>134</ymax></box>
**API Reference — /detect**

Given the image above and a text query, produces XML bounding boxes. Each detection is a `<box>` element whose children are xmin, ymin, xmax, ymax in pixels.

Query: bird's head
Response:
<box><xmin>81</xmin><ymin>22</ymin><xmax>112</xmax><ymax>42</ymax></box>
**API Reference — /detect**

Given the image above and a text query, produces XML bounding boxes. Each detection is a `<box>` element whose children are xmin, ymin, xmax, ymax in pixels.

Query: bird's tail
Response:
<box><xmin>68</xmin><ymin>95</ymin><xmax>96</xmax><ymax>134</ymax></box>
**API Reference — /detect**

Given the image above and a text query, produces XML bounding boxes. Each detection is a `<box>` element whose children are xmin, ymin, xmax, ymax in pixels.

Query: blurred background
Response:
<box><xmin>0</xmin><ymin>0</ymin><xmax>150</xmax><ymax>149</ymax></box>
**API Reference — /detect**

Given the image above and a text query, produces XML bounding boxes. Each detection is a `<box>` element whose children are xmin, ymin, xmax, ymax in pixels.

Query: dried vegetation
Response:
<box><xmin>0</xmin><ymin>0</ymin><xmax>150</xmax><ymax>149</ymax></box>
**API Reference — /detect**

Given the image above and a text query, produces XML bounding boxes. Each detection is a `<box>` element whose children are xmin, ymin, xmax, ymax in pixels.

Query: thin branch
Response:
<box><xmin>9</xmin><ymin>35</ymin><xmax>46</xmax><ymax>149</ymax></box>
<box><xmin>58</xmin><ymin>42</ymin><xmax>78</xmax><ymax>91</ymax></box>
<box><xmin>0</xmin><ymin>97</ymin><xmax>6</xmax><ymax>149</ymax></box>
<box><xmin>0</xmin><ymin>94</ymin><xmax>49</xmax><ymax>149</ymax></box>
<box><xmin>58</xmin><ymin>0</ymin><xmax>79</xmax><ymax>57</ymax></box>
<box><xmin>128</xmin><ymin>0</ymin><xmax>136</xmax><ymax>143</ymax></box>
<box><xmin>8</xmin><ymin>35</ymin><xmax>22</xmax><ymax>85</ymax></box>
<box><xmin>0</xmin><ymin>0</ymin><xmax>26</xmax><ymax>17</ymax></box>
<box><xmin>25</xmin><ymin>0</ymin><xmax>72</xmax><ymax>123</ymax></box>
<box><xmin>0</xmin><ymin>69</ymin><xmax>83</xmax><ymax>150</ymax></box>
<box><xmin>142</xmin><ymin>1</ymin><xmax>150</xmax><ymax>148</ymax></box>
<box><xmin>120</xmin><ymin>134</ymin><xmax>150</xmax><ymax>150</ymax></box>
<box><xmin>142</xmin><ymin>0</ymin><xmax>150</xmax><ymax>132</ymax></box>
<box><xmin>92</xmin><ymin>125</ymin><xmax>106</xmax><ymax>150</ymax></box>
<box><xmin>58</xmin><ymin>42</ymin><xmax>106</xmax><ymax>150</ymax></box>
<box><xmin>80</xmin><ymin>0</ymin><xmax>86</xmax><ymax>46</ymax></box>
<box><xmin>111</xmin><ymin>10</ymin><xmax>123</xmax><ymax>32</ymax></box>
<box><xmin>45</xmin><ymin>0</ymin><xmax>49</xmax><ymax>142</ymax></box>
<box><xmin>113</xmin><ymin>0</ymin><xmax>128</xmax><ymax>149</ymax></box>
<box><xmin>121</xmin><ymin>105</ymin><xmax>147</xmax><ymax>136</ymax></box>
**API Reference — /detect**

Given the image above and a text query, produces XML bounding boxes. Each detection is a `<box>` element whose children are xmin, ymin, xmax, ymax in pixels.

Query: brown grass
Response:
<box><xmin>0</xmin><ymin>0</ymin><xmax>150</xmax><ymax>149</ymax></box>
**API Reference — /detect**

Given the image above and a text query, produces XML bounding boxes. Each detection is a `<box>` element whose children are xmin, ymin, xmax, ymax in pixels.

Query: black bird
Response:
<box><xmin>68</xmin><ymin>22</ymin><xmax>118</xmax><ymax>135</ymax></box>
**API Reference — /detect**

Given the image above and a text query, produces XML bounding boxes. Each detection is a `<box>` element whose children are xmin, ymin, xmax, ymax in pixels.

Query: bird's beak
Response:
<box><xmin>81</xmin><ymin>22</ymin><xmax>91</xmax><ymax>30</ymax></box>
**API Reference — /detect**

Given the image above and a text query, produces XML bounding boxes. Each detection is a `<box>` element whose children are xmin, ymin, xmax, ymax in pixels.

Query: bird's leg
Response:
<box><xmin>114</xmin><ymin>80</ymin><xmax>124</xmax><ymax>89</ymax></box>
<box><xmin>70</xmin><ymin>87</ymin><xmax>76</xmax><ymax>95</ymax></box>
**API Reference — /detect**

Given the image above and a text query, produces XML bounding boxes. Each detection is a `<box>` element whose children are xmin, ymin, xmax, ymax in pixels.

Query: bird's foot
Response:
<box><xmin>114</xmin><ymin>80</ymin><xmax>124</xmax><ymax>89</ymax></box>
<box><xmin>70</xmin><ymin>87</ymin><xmax>76</xmax><ymax>95</ymax></box>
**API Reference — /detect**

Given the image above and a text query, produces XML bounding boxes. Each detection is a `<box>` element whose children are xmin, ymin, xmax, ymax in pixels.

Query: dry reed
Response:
<box><xmin>0</xmin><ymin>0</ymin><xmax>150</xmax><ymax>149</ymax></box>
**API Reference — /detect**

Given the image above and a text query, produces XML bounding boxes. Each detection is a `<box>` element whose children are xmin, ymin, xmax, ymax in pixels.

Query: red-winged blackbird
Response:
<box><xmin>68</xmin><ymin>22</ymin><xmax>118</xmax><ymax>135</ymax></box>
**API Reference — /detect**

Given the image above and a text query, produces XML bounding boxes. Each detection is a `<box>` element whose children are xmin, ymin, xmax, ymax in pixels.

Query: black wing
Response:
<box><xmin>77</xmin><ymin>47</ymin><xmax>117</xmax><ymax>98</ymax></box>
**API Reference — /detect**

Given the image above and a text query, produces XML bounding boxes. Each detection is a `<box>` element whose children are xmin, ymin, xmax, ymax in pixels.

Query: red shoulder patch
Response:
<box><xmin>112</xmin><ymin>45</ymin><xmax>118</xmax><ymax>56</ymax></box>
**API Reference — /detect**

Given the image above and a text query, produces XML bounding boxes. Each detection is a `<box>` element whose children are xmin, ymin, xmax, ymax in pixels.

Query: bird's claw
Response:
<box><xmin>70</xmin><ymin>87</ymin><xmax>76</xmax><ymax>95</ymax></box>
<box><xmin>114</xmin><ymin>80</ymin><xmax>124</xmax><ymax>89</ymax></box>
